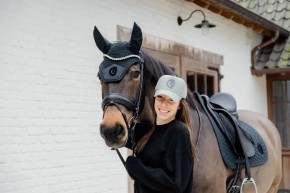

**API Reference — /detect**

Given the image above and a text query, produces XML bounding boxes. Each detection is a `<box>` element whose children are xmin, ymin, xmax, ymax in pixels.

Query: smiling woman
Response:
<box><xmin>125</xmin><ymin>75</ymin><xmax>195</xmax><ymax>193</ymax></box>
<box><xmin>154</xmin><ymin>75</ymin><xmax>188</xmax><ymax>125</ymax></box>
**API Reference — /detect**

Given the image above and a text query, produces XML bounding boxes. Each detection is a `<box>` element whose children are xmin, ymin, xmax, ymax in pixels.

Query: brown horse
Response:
<box><xmin>93</xmin><ymin>23</ymin><xmax>282</xmax><ymax>193</ymax></box>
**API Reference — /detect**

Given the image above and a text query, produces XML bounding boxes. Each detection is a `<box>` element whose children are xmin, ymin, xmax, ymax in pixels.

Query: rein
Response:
<box><xmin>193</xmin><ymin>101</ymin><xmax>202</xmax><ymax>153</ymax></box>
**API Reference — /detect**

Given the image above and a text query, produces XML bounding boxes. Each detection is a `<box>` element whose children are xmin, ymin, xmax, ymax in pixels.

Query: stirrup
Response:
<box><xmin>240</xmin><ymin>178</ymin><xmax>258</xmax><ymax>193</ymax></box>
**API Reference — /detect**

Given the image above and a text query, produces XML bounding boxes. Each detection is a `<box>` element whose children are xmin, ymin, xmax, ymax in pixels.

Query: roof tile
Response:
<box><xmin>265</xmin><ymin>59</ymin><xmax>277</xmax><ymax>68</ymax></box>
<box><xmin>277</xmin><ymin>0</ymin><xmax>287</xmax><ymax>11</ymax></box>
<box><xmin>282</xmin><ymin>19</ymin><xmax>290</xmax><ymax>29</ymax></box>
<box><xmin>286</xmin><ymin>0</ymin><xmax>290</xmax><ymax>9</ymax></box>
<box><xmin>241</xmin><ymin>0</ymin><xmax>250</xmax><ymax>7</ymax></box>
<box><xmin>249</xmin><ymin>0</ymin><xmax>258</xmax><ymax>9</ymax></box>
<box><xmin>258</xmin><ymin>0</ymin><xmax>267</xmax><ymax>6</ymax></box>
<box><xmin>264</xmin><ymin>8</ymin><xmax>276</xmax><ymax>20</ymax></box>
<box><xmin>274</xmin><ymin>9</ymin><xmax>285</xmax><ymax>22</ymax></box>
<box><xmin>284</xmin><ymin>9</ymin><xmax>290</xmax><ymax>19</ymax></box>
<box><xmin>268</xmin><ymin>0</ymin><xmax>276</xmax><ymax>4</ymax></box>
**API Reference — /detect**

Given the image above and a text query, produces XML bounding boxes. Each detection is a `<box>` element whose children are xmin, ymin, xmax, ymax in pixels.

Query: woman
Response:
<box><xmin>125</xmin><ymin>75</ymin><xmax>194</xmax><ymax>193</ymax></box>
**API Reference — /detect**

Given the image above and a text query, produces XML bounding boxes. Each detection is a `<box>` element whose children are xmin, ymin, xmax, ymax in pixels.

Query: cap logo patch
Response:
<box><xmin>166</xmin><ymin>79</ymin><xmax>175</xmax><ymax>89</ymax></box>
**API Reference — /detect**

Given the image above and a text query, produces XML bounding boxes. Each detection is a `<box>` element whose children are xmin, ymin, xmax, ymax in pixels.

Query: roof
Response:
<box><xmin>233</xmin><ymin>0</ymin><xmax>290</xmax><ymax>31</ymax></box>
<box><xmin>187</xmin><ymin>0</ymin><xmax>290</xmax><ymax>75</ymax></box>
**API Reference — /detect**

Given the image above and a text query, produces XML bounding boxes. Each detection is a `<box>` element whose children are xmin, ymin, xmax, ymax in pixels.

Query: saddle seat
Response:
<box><xmin>209</xmin><ymin>92</ymin><xmax>237</xmax><ymax>118</ymax></box>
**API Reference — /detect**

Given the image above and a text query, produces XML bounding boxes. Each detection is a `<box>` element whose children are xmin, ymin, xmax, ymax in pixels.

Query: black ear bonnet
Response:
<box><xmin>93</xmin><ymin>22</ymin><xmax>143</xmax><ymax>83</ymax></box>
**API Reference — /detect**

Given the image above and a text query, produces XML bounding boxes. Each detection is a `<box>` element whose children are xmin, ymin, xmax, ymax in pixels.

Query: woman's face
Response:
<box><xmin>154</xmin><ymin>94</ymin><xmax>180</xmax><ymax>125</ymax></box>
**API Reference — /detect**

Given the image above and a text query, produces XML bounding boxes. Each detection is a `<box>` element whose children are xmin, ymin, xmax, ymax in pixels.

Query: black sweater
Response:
<box><xmin>125</xmin><ymin>120</ymin><xmax>193</xmax><ymax>193</ymax></box>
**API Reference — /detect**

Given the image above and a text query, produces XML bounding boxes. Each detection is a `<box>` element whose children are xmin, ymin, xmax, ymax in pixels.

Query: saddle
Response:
<box><xmin>194</xmin><ymin>92</ymin><xmax>268</xmax><ymax>193</ymax></box>
<box><xmin>205</xmin><ymin>92</ymin><xmax>255</xmax><ymax>157</ymax></box>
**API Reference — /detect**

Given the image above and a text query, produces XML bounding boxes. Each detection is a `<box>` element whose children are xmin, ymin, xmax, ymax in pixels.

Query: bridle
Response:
<box><xmin>100</xmin><ymin>53</ymin><xmax>145</xmax><ymax>151</ymax></box>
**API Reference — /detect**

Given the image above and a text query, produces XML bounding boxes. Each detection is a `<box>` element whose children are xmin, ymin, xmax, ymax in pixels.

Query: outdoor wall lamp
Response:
<box><xmin>177</xmin><ymin>10</ymin><xmax>216</xmax><ymax>35</ymax></box>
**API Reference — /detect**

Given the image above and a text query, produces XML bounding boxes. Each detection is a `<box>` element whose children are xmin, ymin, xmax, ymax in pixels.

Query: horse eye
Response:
<box><xmin>131</xmin><ymin>71</ymin><xmax>140</xmax><ymax>79</ymax></box>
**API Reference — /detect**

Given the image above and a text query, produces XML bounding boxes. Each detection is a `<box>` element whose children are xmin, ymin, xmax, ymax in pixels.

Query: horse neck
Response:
<box><xmin>139</xmin><ymin>77</ymin><xmax>155</xmax><ymax>124</ymax></box>
<box><xmin>189</xmin><ymin>101</ymin><xmax>202</xmax><ymax>142</ymax></box>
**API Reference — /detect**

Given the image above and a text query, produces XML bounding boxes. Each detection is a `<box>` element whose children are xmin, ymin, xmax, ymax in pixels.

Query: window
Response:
<box><xmin>186</xmin><ymin>71</ymin><xmax>215</xmax><ymax>96</ymax></box>
<box><xmin>181</xmin><ymin>56</ymin><xmax>218</xmax><ymax>97</ymax></box>
<box><xmin>267</xmin><ymin>74</ymin><xmax>290</xmax><ymax>148</ymax></box>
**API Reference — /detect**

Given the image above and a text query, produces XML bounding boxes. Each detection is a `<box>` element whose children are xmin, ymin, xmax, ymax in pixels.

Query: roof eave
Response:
<box><xmin>251</xmin><ymin>67</ymin><xmax>290</xmax><ymax>76</ymax></box>
<box><xmin>187</xmin><ymin>0</ymin><xmax>290</xmax><ymax>37</ymax></box>
<box><xmin>212</xmin><ymin>0</ymin><xmax>290</xmax><ymax>37</ymax></box>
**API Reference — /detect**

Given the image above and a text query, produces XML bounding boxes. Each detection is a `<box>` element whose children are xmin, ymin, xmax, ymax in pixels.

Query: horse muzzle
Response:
<box><xmin>100</xmin><ymin>123</ymin><xmax>127</xmax><ymax>148</ymax></box>
<box><xmin>100</xmin><ymin>94</ymin><xmax>136</xmax><ymax>148</ymax></box>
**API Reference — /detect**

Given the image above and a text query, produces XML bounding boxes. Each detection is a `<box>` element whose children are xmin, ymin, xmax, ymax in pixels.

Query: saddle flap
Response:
<box><xmin>237</xmin><ymin>128</ymin><xmax>255</xmax><ymax>157</ymax></box>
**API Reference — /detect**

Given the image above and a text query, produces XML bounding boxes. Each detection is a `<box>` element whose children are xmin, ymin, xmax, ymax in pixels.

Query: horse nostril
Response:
<box><xmin>116</xmin><ymin>124</ymin><xmax>124</xmax><ymax>136</ymax></box>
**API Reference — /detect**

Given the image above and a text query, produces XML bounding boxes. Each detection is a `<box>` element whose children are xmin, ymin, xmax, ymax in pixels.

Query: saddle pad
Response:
<box><xmin>215</xmin><ymin>120</ymin><xmax>268</xmax><ymax>169</ymax></box>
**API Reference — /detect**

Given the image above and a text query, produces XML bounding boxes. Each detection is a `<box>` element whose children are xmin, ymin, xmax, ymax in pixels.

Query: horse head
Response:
<box><xmin>94</xmin><ymin>23</ymin><xmax>147</xmax><ymax>148</ymax></box>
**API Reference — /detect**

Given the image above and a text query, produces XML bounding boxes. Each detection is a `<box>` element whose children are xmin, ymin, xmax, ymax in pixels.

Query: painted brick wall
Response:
<box><xmin>0</xmin><ymin>1</ymin><xmax>128</xmax><ymax>193</ymax></box>
<box><xmin>0</xmin><ymin>0</ymin><xmax>267</xmax><ymax>193</ymax></box>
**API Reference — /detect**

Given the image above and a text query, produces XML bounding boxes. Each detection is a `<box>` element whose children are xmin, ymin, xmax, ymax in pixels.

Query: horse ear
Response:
<box><xmin>93</xmin><ymin>26</ymin><xmax>111</xmax><ymax>54</ymax></box>
<box><xmin>129</xmin><ymin>22</ymin><xmax>143</xmax><ymax>55</ymax></box>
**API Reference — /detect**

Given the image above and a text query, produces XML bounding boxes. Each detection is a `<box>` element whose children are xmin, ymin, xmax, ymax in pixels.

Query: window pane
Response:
<box><xmin>197</xmin><ymin>74</ymin><xmax>205</xmax><ymax>95</ymax></box>
<box><xmin>207</xmin><ymin>75</ymin><xmax>214</xmax><ymax>97</ymax></box>
<box><xmin>286</xmin><ymin>104</ymin><xmax>290</xmax><ymax>147</ymax></box>
<box><xmin>186</xmin><ymin>71</ymin><xmax>195</xmax><ymax>92</ymax></box>
<box><xmin>273</xmin><ymin>103</ymin><xmax>286</xmax><ymax>125</ymax></box>
<box><xmin>287</xmin><ymin>80</ymin><xmax>290</xmax><ymax>102</ymax></box>
<box><xmin>273</xmin><ymin>103</ymin><xmax>287</xmax><ymax>147</ymax></box>
<box><xmin>272</xmin><ymin>81</ymin><xmax>285</xmax><ymax>102</ymax></box>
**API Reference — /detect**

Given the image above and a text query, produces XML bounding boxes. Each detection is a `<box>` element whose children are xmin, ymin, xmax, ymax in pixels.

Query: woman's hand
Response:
<box><xmin>125</xmin><ymin>156</ymin><xmax>138</xmax><ymax>179</ymax></box>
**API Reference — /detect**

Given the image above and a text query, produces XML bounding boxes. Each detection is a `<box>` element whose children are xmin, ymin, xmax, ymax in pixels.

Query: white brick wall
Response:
<box><xmin>0</xmin><ymin>0</ymin><xmax>267</xmax><ymax>193</ymax></box>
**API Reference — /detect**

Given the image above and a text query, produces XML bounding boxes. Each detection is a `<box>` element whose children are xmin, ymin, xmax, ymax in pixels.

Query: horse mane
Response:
<box><xmin>141</xmin><ymin>50</ymin><xmax>196</xmax><ymax>109</ymax></box>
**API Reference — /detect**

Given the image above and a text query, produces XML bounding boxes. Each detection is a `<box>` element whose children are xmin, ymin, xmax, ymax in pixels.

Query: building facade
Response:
<box><xmin>0</xmin><ymin>0</ymin><xmax>287</xmax><ymax>192</ymax></box>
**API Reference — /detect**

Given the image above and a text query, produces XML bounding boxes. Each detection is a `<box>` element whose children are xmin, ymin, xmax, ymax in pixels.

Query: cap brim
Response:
<box><xmin>154</xmin><ymin>89</ymin><xmax>181</xmax><ymax>102</ymax></box>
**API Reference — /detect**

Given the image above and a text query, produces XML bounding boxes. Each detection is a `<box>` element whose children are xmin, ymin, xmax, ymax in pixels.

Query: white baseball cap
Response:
<box><xmin>154</xmin><ymin>75</ymin><xmax>187</xmax><ymax>102</ymax></box>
